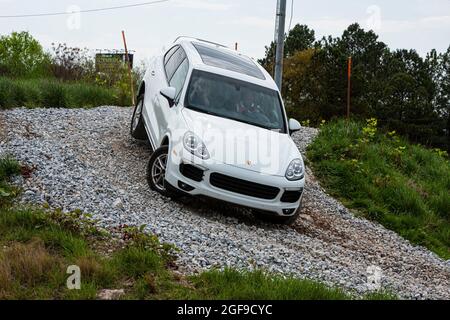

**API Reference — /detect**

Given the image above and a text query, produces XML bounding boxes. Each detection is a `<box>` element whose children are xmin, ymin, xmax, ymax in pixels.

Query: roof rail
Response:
<box><xmin>173</xmin><ymin>36</ymin><xmax>228</xmax><ymax>49</ymax></box>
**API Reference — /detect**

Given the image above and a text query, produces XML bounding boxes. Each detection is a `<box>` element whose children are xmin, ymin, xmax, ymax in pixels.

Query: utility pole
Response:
<box><xmin>274</xmin><ymin>0</ymin><xmax>287</xmax><ymax>90</ymax></box>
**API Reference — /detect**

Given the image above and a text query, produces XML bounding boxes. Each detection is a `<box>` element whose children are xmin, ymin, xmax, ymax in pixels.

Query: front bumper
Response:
<box><xmin>165</xmin><ymin>147</ymin><xmax>305</xmax><ymax>216</ymax></box>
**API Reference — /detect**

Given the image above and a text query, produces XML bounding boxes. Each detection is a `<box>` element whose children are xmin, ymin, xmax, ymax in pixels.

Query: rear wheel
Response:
<box><xmin>130</xmin><ymin>94</ymin><xmax>148</xmax><ymax>140</ymax></box>
<box><xmin>146</xmin><ymin>146</ymin><xmax>181</xmax><ymax>199</ymax></box>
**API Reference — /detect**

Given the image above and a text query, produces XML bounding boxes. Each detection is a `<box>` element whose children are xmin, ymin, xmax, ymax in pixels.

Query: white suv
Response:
<box><xmin>131</xmin><ymin>37</ymin><xmax>305</xmax><ymax>224</ymax></box>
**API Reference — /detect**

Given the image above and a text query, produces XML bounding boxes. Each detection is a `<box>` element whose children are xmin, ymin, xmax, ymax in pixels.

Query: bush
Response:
<box><xmin>39</xmin><ymin>80</ymin><xmax>68</xmax><ymax>108</ymax></box>
<box><xmin>308</xmin><ymin>119</ymin><xmax>450</xmax><ymax>258</ymax></box>
<box><xmin>0</xmin><ymin>77</ymin><xmax>126</xmax><ymax>108</ymax></box>
<box><xmin>49</xmin><ymin>43</ymin><xmax>95</xmax><ymax>82</ymax></box>
<box><xmin>0</xmin><ymin>31</ymin><xmax>50</xmax><ymax>78</ymax></box>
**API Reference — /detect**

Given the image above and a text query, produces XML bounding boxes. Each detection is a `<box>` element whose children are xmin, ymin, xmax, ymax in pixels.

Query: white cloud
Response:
<box><xmin>170</xmin><ymin>0</ymin><xmax>232</xmax><ymax>11</ymax></box>
<box><xmin>378</xmin><ymin>15</ymin><xmax>450</xmax><ymax>33</ymax></box>
<box><xmin>301</xmin><ymin>14</ymin><xmax>450</xmax><ymax>35</ymax></box>
<box><xmin>304</xmin><ymin>17</ymin><xmax>354</xmax><ymax>35</ymax></box>
<box><xmin>224</xmin><ymin>16</ymin><xmax>273</xmax><ymax>29</ymax></box>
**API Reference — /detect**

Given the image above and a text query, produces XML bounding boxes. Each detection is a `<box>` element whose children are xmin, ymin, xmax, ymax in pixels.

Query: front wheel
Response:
<box><xmin>146</xmin><ymin>146</ymin><xmax>181</xmax><ymax>199</ymax></box>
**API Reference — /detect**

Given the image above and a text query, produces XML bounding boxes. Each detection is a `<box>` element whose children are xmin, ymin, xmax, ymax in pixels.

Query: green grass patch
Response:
<box><xmin>0</xmin><ymin>77</ymin><xmax>127</xmax><ymax>109</ymax></box>
<box><xmin>0</xmin><ymin>156</ymin><xmax>21</xmax><ymax>206</ymax></box>
<box><xmin>307</xmin><ymin>119</ymin><xmax>450</xmax><ymax>259</ymax></box>
<box><xmin>0</xmin><ymin>156</ymin><xmax>398</xmax><ymax>300</ymax></box>
<box><xmin>190</xmin><ymin>268</ymin><xmax>349</xmax><ymax>300</ymax></box>
<box><xmin>189</xmin><ymin>268</ymin><xmax>397</xmax><ymax>300</ymax></box>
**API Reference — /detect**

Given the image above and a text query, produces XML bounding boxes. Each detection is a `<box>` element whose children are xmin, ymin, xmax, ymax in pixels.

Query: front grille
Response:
<box><xmin>210</xmin><ymin>172</ymin><xmax>279</xmax><ymax>200</ymax></box>
<box><xmin>179</xmin><ymin>163</ymin><xmax>204</xmax><ymax>182</ymax></box>
<box><xmin>280</xmin><ymin>189</ymin><xmax>303</xmax><ymax>203</ymax></box>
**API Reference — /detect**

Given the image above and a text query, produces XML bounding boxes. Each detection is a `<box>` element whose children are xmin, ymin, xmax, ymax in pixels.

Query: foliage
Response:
<box><xmin>258</xmin><ymin>24</ymin><xmax>316</xmax><ymax>70</ymax></box>
<box><xmin>0</xmin><ymin>31</ymin><xmax>140</xmax><ymax>108</ymax></box>
<box><xmin>308</xmin><ymin>119</ymin><xmax>450</xmax><ymax>259</ymax></box>
<box><xmin>260</xmin><ymin>23</ymin><xmax>450</xmax><ymax>151</ymax></box>
<box><xmin>0</xmin><ymin>156</ymin><xmax>20</xmax><ymax>206</ymax></box>
<box><xmin>0</xmin><ymin>77</ymin><xmax>123</xmax><ymax>108</ymax></box>
<box><xmin>0</xmin><ymin>31</ymin><xmax>51</xmax><ymax>78</ymax></box>
<box><xmin>0</xmin><ymin>156</ymin><xmax>398</xmax><ymax>300</ymax></box>
<box><xmin>121</xmin><ymin>225</ymin><xmax>178</xmax><ymax>262</ymax></box>
<box><xmin>190</xmin><ymin>268</ymin><xmax>397</xmax><ymax>300</ymax></box>
<box><xmin>49</xmin><ymin>43</ymin><xmax>96</xmax><ymax>82</ymax></box>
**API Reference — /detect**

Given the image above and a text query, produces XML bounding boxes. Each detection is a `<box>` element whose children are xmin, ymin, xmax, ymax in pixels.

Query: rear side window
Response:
<box><xmin>165</xmin><ymin>46</ymin><xmax>187</xmax><ymax>82</ymax></box>
<box><xmin>164</xmin><ymin>45</ymin><xmax>179</xmax><ymax>66</ymax></box>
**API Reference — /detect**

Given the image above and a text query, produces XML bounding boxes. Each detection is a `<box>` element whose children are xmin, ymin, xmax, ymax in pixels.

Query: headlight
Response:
<box><xmin>285</xmin><ymin>159</ymin><xmax>304</xmax><ymax>181</ymax></box>
<box><xmin>183</xmin><ymin>131</ymin><xmax>210</xmax><ymax>160</ymax></box>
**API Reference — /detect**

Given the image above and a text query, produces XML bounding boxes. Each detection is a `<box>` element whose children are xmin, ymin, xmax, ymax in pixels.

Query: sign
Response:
<box><xmin>95</xmin><ymin>53</ymin><xmax>134</xmax><ymax>73</ymax></box>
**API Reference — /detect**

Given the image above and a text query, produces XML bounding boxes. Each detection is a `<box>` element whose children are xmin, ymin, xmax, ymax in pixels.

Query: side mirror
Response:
<box><xmin>160</xmin><ymin>87</ymin><xmax>176</xmax><ymax>107</ymax></box>
<box><xmin>288</xmin><ymin>118</ymin><xmax>301</xmax><ymax>135</ymax></box>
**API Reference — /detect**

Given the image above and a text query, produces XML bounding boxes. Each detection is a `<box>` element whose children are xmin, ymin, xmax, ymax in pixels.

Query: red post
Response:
<box><xmin>122</xmin><ymin>30</ymin><xmax>135</xmax><ymax>106</ymax></box>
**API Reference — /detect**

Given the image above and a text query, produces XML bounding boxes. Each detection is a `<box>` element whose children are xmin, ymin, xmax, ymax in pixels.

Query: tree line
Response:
<box><xmin>259</xmin><ymin>23</ymin><xmax>449</xmax><ymax>151</ymax></box>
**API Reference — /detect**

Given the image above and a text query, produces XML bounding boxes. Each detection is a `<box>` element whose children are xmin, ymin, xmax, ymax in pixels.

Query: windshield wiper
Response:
<box><xmin>185</xmin><ymin>105</ymin><xmax>218</xmax><ymax>116</ymax></box>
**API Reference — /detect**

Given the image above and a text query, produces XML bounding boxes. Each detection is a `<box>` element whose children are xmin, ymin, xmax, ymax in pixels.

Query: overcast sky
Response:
<box><xmin>0</xmin><ymin>0</ymin><xmax>449</xmax><ymax>64</ymax></box>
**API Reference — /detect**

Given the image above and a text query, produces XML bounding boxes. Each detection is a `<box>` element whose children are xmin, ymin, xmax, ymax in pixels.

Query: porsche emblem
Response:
<box><xmin>246</xmin><ymin>160</ymin><xmax>252</xmax><ymax>166</ymax></box>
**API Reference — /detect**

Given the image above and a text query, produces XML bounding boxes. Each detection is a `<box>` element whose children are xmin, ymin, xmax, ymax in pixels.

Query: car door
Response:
<box><xmin>153</xmin><ymin>46</ymin><xmax>189</xmax><ymax>144</ymax></box>
<box><xmin>143</xmin><ymin>45</ymin><xmax>179</xmax><ymax>145</ymax></box>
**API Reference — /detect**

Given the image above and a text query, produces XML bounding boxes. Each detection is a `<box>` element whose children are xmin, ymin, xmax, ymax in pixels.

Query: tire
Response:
<box><xmin>254</xmin><ymin>203</ymin><xmax>302</xmax><ymax>225</ymax></box>
<box><xmin>146</xmin><ymin>146</ymin><xmax>181</xmax><ymax>199</ymax></box>
<box><xmin>130</xmin><ymin>94</ymin><xmax>148</xmax><ymax>140</ymax></box>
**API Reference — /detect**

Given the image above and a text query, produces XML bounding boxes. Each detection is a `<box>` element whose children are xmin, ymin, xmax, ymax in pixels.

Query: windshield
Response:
<box><xmin>184</xmin><ymin>69</ymin><xmax>286</xmax><ymax>132</ymax></box>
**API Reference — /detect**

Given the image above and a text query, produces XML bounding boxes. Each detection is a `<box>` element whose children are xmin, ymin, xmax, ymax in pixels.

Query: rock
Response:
<box><xmin>299</xmin><ymin>214</ymin><xmax>314</xmax><ymax>223</ymax></box>
<box><xmin>24</xmin><ymin>190</ymin><xmax>35</xmax><ymax>196</ymax></box>
<box><xmin>112</xmin><ymin>198</ymin><xmax>123</xmax><ymax>209</ymax></box>
<box><xmin>97</xmin><ymin>289</ymin><xmax>125</xmax><ymax>300</ymax></box>
<box><xmin>2</xmin><ymin>107</ymin><xmax>449</xmax><ymax>300</ymax></box>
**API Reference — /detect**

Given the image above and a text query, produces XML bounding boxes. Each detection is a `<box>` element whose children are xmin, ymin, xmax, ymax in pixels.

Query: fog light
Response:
<box><xmin>178</xmin><ymin>181</ymin><xmax>195</xmax><ymax>192</ymax></box>
<box><xmin>282</xmin><ymin>208</ymin><xmax>296</xmax><ymax>215</ymax></box>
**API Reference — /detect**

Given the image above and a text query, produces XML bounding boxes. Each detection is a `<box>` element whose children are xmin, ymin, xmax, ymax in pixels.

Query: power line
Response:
<box><xmin>0</xmin><ymin>0</ymin><xmax>169</xmax><ymax>18</ymax></box>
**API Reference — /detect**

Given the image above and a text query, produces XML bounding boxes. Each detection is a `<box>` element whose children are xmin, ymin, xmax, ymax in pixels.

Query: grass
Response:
<box><xmin>190</xmin><ymin>269</ymin><xmax>349</xmax><ymax>300</ymax></box>
<box><xmin>0</xmin><ymin>156</ymin><xmax>397</xmax><ymax>300</ymax></box>
<box><xmin>0</xmin><ymin>156</ymin><xmax>21</xmax><ymax>206</ymax></box>
<box><xmin>307</xmin><ymin>119</ymin><xmax>450</xmax><ymax>259</ymax></box>
<box><xmin>0</xmin><ymin>77</ymin><xmax>130</xmax><ymax>109</ymax></box>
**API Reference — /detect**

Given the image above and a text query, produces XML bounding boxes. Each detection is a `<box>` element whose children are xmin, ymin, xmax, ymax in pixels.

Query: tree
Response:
<box><xmin>0</xmin><ymin>31</ymin><xmax>50</xmax><ymax>77</ymax></box>
<box><xmin>285</xmin><ymin>24</ymin><xmax>315</xmax><ymax>57</ymax></box>
<box><xmin>258</xmin><ymin>23</ymin><xmax>449</xmax><ymax>150</ymax></box>
<box><xmin>428</xmin><ymin>46</ymin><xmax>450</xmax><ymax>149</ymax></box>
<box><xmin>374</xmin><ymin>49</ymin><xmax>444</xmax><ymax>146</ymax></box>
<box><xmin>304</xmin><ymin>24</ymin><xmax>388</xmax><ymax>120</ymax></box>
<box><xmin>258</xmin><ymin>24</ymin><xmax>315</xmax><ymax>73</ymax></box>
<box><xmin>258</xmin><ymin>42</ymin><xmax>276</xmax><ymax>74</ymax></box>
<box><xmin>282</xmin><ymin>49</ymin><xmax>319</xmax><ymax>121</ymax></box>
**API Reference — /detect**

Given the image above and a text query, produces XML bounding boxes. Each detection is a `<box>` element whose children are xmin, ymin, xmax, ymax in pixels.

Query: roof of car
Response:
<box><xmin>173</xmin><ymin>38</ymin><xmax>277</xmax><ymax>90</ymax></box>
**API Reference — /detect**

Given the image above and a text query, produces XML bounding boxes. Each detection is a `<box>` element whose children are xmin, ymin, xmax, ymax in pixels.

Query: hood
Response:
<box><xmin>181</xmin><ymin>108</ymin><xmax>301</xmax><ymax>176</ymax></box>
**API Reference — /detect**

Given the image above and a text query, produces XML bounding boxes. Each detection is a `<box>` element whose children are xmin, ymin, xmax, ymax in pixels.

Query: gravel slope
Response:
<box><xmin>1</xmin><ymin>106</ymin><xmax>449</xmax><ymax>299</ymax></box>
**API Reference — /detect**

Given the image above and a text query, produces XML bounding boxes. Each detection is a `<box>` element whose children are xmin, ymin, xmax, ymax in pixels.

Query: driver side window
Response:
<box><xmin>164</xmin><ymin>46</ymin><xmax>186</xmax><ymax>83</ymax></box>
